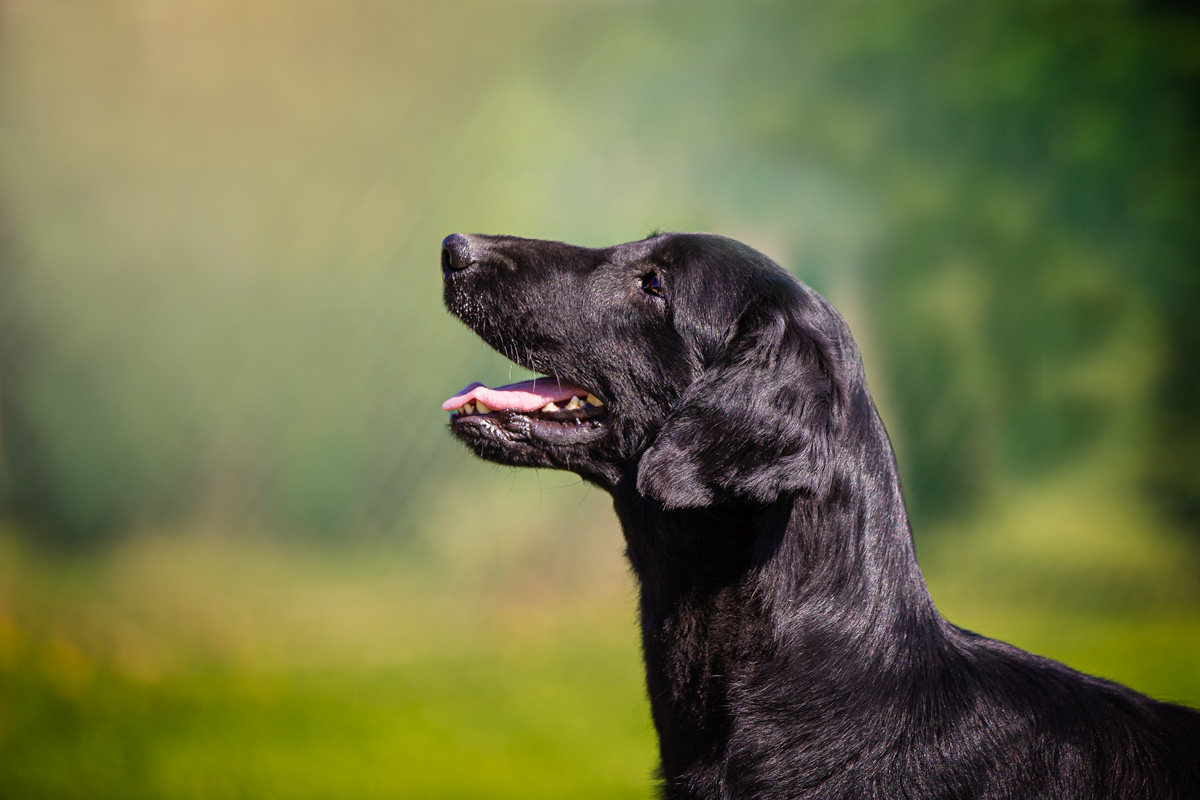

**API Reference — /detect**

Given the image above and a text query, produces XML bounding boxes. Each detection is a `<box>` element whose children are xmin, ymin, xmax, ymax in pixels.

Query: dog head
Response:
<box><xmin>441</xmin><ymin>232</ymin><xmax>861</xmax><ymax>508</ymax></box>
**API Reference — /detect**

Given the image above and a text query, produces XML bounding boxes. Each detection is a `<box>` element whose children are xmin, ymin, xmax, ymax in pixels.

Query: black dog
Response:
<box><xmin>440</xmin><ymin>231</ymin><xmax>1200</xmax><ymax>799</ymax></box>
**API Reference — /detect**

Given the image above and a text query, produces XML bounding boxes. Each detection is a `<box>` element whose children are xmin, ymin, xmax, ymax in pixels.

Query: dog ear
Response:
<box><xmin>636</xmin><ymin>284</ymin><xmax>844</xmax><ymax>509</ymax></box>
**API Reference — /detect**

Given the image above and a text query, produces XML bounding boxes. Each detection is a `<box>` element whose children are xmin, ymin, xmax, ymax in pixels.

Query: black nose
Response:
<box><xmin>441</xmin><ymin>234</ymin><xmax>473</xmax><ymax>277</ymax></box>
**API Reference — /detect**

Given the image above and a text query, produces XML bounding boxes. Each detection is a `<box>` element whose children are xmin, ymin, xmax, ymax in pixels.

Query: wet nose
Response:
<box><xmin>441</xmin><ymin>234</ymin><xmax>473</xmax><ymax>277</ymax></box>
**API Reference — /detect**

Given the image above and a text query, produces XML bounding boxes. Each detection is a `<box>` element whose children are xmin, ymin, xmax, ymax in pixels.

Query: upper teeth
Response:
<box><xmin>539</xmin><ymin>393</ymin><xmax>606</xmax><ymax>412</ymax></box>
<box><xmin>453</xmin><ymin>393</ymin><xmax>607</xmax><ymax>417</ymax></box>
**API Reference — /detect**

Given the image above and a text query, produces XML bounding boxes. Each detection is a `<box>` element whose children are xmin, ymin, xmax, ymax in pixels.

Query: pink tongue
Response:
<box><xmin>442</xmin><ymin>378</ymin><xmax>589</xmax><ymax>413</ymax></box>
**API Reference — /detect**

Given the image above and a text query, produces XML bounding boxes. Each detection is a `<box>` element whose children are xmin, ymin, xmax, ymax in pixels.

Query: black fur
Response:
<box><xmin>440</xmin><ymin>231</ymin><xmax>1200</xmax><ymax>799</ymax></box>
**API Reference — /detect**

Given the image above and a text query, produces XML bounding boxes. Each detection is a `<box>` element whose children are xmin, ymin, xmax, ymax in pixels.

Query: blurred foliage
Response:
<box><xmin>0</xmin><ymin>0</ymin><xmax>1197</xmax><ymax>544</ymax></box>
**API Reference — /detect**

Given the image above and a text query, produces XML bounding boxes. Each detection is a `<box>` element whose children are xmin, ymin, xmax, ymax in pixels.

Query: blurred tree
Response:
<box><xmin>1138</xmin><ymin>0</ymin><xmax>1200</xmax><ymax>533</ymax></box>
<box><xmin>0</xmin><ymin>207</ymin><xmax>15</xmax><ymax>515</ymax></box>
<box><xmin>0</xmin><ymin>209</ymin><xmax>131</xmax><ymax>547</ymax></box>
<box><xmin>636</xmin><ymin>1</ymin><xmax>1197</xmax><ymax>531</ymax></box>
<box><xmin>831</xmin><ymin>0</ymin><xmax>1200</xmax><ymax>531</ymax></box>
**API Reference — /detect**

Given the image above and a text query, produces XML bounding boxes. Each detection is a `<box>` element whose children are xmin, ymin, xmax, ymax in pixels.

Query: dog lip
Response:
<box><xmin>449</xmin><ymin>408</ymin><xmax>609</xmax><ymax>445</ymax></box>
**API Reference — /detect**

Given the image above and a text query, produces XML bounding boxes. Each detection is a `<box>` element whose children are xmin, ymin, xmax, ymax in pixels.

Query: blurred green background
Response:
<box><xmin>1</xmin><ymin>1</ymin><xmax>1198</xmax><ymax>797</ymax></box>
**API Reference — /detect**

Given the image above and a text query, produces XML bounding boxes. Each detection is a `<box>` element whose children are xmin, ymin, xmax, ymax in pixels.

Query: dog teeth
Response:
<box><xmin>455</xmin><ymin>393</ymin><xmax>604</xmax><ymax>418</ymax></box>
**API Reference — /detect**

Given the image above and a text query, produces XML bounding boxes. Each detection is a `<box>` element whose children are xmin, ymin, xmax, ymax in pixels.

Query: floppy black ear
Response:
<box><xmin>636</xmin><ymin>283</ymin><xmax>844</xmax><ymax>509</ymax></box>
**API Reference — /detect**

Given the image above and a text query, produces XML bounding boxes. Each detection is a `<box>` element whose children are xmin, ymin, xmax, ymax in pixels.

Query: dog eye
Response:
<box><xmin>641</xmin><ymin>272</ymin><xmax>664</xmax><ymax>298</ymax></box>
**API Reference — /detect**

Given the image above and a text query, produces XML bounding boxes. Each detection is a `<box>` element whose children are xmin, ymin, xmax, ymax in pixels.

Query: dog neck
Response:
<box><xmin>611</xmin><ymin>411</ymin><xmax>942</xmax><ymax>790</ymax></box>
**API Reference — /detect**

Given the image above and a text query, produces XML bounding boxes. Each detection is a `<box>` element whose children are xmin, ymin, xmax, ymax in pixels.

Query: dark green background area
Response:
<box><xmin>0</xmin><ymin>1</ymin><xmax>1197</xmax><ymax>797</ymax></box>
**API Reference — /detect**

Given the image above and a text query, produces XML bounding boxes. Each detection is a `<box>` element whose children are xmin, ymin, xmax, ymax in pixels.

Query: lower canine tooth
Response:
<box><xmin>566</xmin><ymin>396</ymin><xmax>583</xmax><ymax>410</ymax></box>
<box><xmin>475</xmin><ymin>401</ymin><xmax>491</xmax><ymax>414</ymax></box>
<box><xmin>541</xmin><ymin>402</ymin><xmax>559</xmax><ymax>412</ymax></box>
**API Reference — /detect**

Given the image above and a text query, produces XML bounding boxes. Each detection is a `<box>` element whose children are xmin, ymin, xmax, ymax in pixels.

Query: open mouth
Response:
<box><xmin>442</xmin><ymin>378</ymin><xmax>609</xmax><ymax>440</ymax></box>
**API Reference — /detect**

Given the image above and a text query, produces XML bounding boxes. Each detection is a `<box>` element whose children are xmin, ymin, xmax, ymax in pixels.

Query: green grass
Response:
<box><xmin>0</xmin><ymin>645</ymin><xmax>656</xmax><ymax>800</ymax></box>
<box><xmin>0</xmin><ymin>515</ymin><xmax>660</xmax><ymax>800</ymax></box>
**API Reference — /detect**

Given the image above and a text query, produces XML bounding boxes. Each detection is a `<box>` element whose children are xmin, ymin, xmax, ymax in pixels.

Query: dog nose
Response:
<box><xmin>441</xmin><ymin>234</ymin><xmax>473</xmax><ymax>277</ymax></box>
